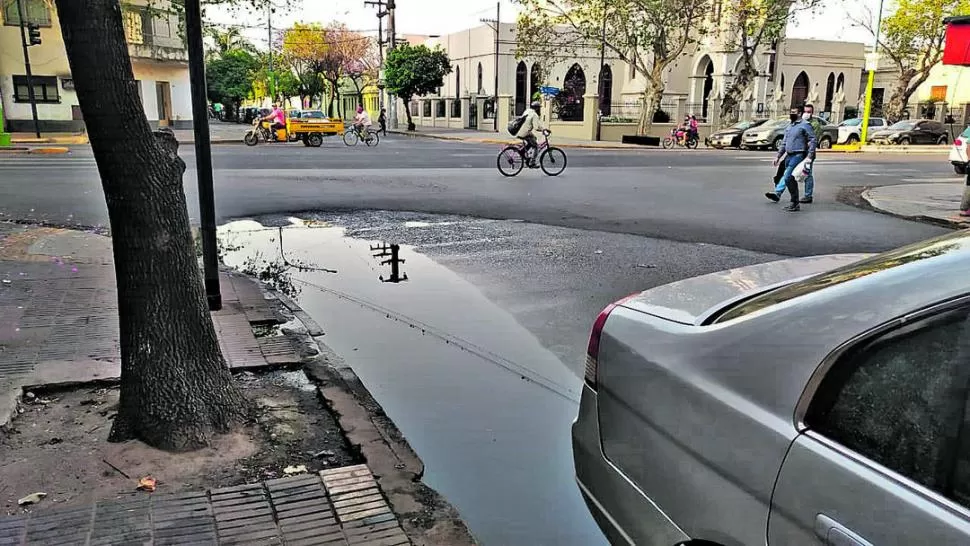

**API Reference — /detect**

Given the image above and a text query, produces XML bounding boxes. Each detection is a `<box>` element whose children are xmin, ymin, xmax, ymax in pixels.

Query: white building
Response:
<box><xmin>0</xmin><ymin>0</ymin><xmax>192</xmax><ymax>133</ymax></box>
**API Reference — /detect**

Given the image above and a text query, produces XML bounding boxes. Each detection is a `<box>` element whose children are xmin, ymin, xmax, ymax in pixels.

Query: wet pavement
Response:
<box><xmin>218</xmin><ymin>211</ymin><xmax>784</xmax><ymax>545</ymax></box>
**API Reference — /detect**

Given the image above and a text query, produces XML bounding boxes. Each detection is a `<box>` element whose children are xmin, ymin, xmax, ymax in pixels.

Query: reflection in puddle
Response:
<box><xmin>217</xmin><ymin>216</ymin><xmax>605</xmax><ymax>545</ymax></box>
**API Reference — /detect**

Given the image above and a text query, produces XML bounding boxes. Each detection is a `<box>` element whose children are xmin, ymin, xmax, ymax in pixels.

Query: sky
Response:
<box><xmin>208</xmin><ymin>0</ymin><xmax>885</xmax><ymax>49</ymax></box>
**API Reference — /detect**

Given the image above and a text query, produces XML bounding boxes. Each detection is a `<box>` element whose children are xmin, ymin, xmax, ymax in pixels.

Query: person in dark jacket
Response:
<box><xmin>378</xmin><ymin>108</ymin><xmax>387</xmax><ymax>136</ymax></box>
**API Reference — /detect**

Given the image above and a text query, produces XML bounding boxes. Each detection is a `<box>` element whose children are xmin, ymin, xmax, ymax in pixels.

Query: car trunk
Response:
<box><xmin>618</xmin><ymin>254</ymin><xmax>869</xmax><ymax>325</ymax></box>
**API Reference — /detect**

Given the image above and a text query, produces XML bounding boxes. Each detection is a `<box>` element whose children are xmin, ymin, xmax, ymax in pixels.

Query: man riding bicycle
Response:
<box><xmin>262</xmin><ymin>104</ymin><xmax>286</xmax><ymax>140</ymax></box>
<box><xmin>354</xmin><ymin>106</ymin><xmax>373</xmax><ymax>136</ymax></box>
<box><xmin>516</xmin><ymin>101</ymin><xmax>546</xmax><ymax>167</ymax></box>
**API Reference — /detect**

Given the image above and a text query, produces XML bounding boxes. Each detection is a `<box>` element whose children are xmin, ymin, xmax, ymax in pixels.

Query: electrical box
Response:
<box><xmin>943</xmin><ymin>16</ymin><xmax>970</xmax><ymax>66</ymax></box>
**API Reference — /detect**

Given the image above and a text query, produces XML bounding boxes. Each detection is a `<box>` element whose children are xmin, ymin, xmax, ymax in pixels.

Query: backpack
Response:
<box><xmin>507</xmin><ymin>114</ymin><xmax>526</xmax><ymax>136</ymax></box>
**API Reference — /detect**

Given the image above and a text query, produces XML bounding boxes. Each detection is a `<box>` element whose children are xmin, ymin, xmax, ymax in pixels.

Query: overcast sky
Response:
<box><xmin>209</xmin><ymin>0</ymin><xmax>883</xmax><ymax>49</ymax></box>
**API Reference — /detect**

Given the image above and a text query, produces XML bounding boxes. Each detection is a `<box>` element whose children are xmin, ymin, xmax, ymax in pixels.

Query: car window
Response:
<box><xmin>840</xmin><ymin>119</ymin><xmax>862</xmax><ymax>127</ymax></box>
<box><xmin>962</xmin><ymin>126</ymin><xmax>970</xmax><ymax>138</ymax></box>
<box><xmin>806</xmin><ymin>306</ymin><xmax>970</xmax><ymax>500</ymax></box>
<box><xmin>872</xmin><ymin>119</ymin><xmax>885</xmax><ymax>127</ymax></box>
<box><xmin>890</xmin><ymin>120</ymin><xmax>917</xmax><ymax>130</ymax></box>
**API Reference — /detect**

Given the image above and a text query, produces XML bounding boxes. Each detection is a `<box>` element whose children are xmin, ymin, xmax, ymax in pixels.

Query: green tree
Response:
<box><xmin>717</xmin><ymin>0</ymin><xmax>822</xmax><ymax>126</ymax></box>
<box><xmin>206</xmin><ymin>49</ymin><xmax>259</xmax><ymax>118</ymax></box>
<box><xmin>280</xmin><ymin>22</ymin><xmax>328</xmax><ymax>109</ymax></box>
<box><xmin>205</xmin><ymin>26</ymin><xmax>254</xmax><ymax>61</ymax></box>
<box><xmin>516</xmin><ymin>0</ymin><xmax>710</xmax><ymax>135</ymax></box>
<box><xmin>858</xmin><ymin>0</ymin><xmax>970</xmax><ymax>121</ymax></box>
<box><xmin>384</xmin><ymin>44</ymin><xmax>452</xmax><ymax>130</ymax></box>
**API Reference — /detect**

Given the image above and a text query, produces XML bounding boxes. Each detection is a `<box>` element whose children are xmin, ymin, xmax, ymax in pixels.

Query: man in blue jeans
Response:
<box><xmin>765</xmin><ymin>106</ymin><xmax>817</xmax><ymax>212</ymax></box>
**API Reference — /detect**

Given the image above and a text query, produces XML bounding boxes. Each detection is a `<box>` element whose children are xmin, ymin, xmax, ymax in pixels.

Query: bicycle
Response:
<box><xmin>496</xmin><ymin>130</ymin><xmax>567</xmax><ymax>177</ymax></box>
<box><xmin>343</xmin><ymin>124</ymin><xmax>380</xmax><ymax>147</ymax></box>
<box><xmin>662</xmin><ymin>127</ymin><xmax>699</xmax><ymax>149</ymax></box>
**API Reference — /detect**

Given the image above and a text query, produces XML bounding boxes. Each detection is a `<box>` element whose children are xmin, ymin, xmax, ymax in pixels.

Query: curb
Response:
<box><xmin>0</xmin><ymin>146</ymin><xmax>70</xmax><ymax>155</ymax></box>
<box><xmin>860</xmin><ymin>188</ymin><xmax>970</xmax><ymax>229</ymax></box>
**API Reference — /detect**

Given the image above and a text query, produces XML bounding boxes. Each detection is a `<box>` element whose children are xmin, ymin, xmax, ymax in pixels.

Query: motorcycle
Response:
<box><xmin>243</xmin><ymin>117</ymin><xmax>342</xmax><ymax>147</ymax></box>
<box><xmin>244</xmin><ymin>119</ymin><xmax>295</xmax><ymax>145</ymax></box>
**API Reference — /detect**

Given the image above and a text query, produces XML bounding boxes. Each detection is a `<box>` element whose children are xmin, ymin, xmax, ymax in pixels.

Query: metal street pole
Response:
<box><xmin>860</xmin><ymin>0</ymin><xmax>885</xmax><ymax>146</ymax></box>
<box><xmin>493</xmin><ymin>1</ymin><xmax>499</xmax><ymax>132</ymax></box>
<box><xmin>595</xmin><ymin>0</ymin><xmax>607</xmax><ymax>141</ymax></box>
<box><xmin>184</xmin><ymin>0</ymin><xmax>221</xmax><ymax>310</ymax></box>
<box><xmin>365</xmin><ymin>0</ymin><xmax>387</xmax><ymax>110</ymax></box>
<box><xmin>388</xmin><ymin>0</ymin><xmax>398</xmax><ymax>130</ymax></box>
<box><xmin>15</xmin><ymin>0</ymin><xmax>40</xmax><ymax>138</ymax></box>
<box><xmin>267</xmin><ymin>1</ymin><xmax>275</xmax><ymax>102</ymax></box>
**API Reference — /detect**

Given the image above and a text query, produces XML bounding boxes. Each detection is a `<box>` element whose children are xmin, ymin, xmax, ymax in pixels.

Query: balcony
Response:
<box><xmin>124</xmin><ymin>9</ymin><xmax>188</xmax><ymax>62</ymax></box>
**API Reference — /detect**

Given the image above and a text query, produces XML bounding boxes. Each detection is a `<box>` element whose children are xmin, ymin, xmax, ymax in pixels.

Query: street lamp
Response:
<box><xmin>859</xmin><ymin>0</ymin><xmax>886</xmax><ymax>146</ymax></box>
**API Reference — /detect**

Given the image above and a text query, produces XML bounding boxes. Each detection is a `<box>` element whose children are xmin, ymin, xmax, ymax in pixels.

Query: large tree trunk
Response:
<box><xmin>403</xmin><ymin>95</ymin><xmax>416</xmax><ymax>131</ymax></box>
<box><xmin>636</xmin><ymin>79</ymin><xmax>663</xmax><ymax>136</ymax></box>
<box><xmin>719</xmin><ymin>62</ymin><xmax>759</xmax><ymax>129</ymax></box>
<box><xmin>56</xmin><ymin>0</ymin><xmax>249</xmax><ymax>452</ymax></box>
<box><xmin>884</xmin><ymin>68</ymin><xmax>917</xmax><ymax>122</ymax></box>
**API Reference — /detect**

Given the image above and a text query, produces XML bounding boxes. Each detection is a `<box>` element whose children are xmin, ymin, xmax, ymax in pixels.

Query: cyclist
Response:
<box><xmin>354</xmin><ymin>106</ymin><xmax>373</xmax><ymax>138</ymax></box>
<box><xmin>515</xmin><ymin>101</ymin><xmax>546</xmax><ymax>167</ymax></box>
<box><xmin>261</xmin><ymin>104</ymin><xmax>286</xmax><ymax>141</ymax></box>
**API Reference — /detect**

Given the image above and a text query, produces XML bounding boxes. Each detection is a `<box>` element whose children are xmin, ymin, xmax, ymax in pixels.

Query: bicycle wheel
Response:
<box><xmin>539</xmin><ymin>147</ymin><xmax>567</xmax><ymax>176</ymax></box>
<box><xmin>497</xmin><ymin>146</ymin><xmax>525</xmax><ymax>177</ymax></box>
<box><xmin>365</xmin><ymin>130</ymin><xmax>380</xmax><ymax>147</ymax></box>
<box><xmin>662</xmin><ymin>137</ymin><xmax>674</xmax><ymax>149</ymax></box>
<box><xmin>343</xmin><ymin>130</ymin><xmax>359</xmax><ymax>146</ymax></box>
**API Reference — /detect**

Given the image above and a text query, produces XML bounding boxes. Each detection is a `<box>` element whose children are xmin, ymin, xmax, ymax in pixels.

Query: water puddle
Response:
<box><xmin>218</xmin><ymin>214</ymin><xmax>605</xmax><ymax>546</ymax></box>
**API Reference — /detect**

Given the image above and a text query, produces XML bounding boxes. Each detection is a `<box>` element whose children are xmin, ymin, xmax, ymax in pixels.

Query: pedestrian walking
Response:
<box><xmin>768</xmin><ymin>104</ymin><xmax>823</xmax><ymax>204</ymax></box>
<box><xmin>765</xmin><ymin>106</ymin><xmax>817</xmax><ymax>212</ymax></box>
<box><xmin>378</xmin><ymin>108</ymin><xmax>387</xmax><ymax>136</ymax></box>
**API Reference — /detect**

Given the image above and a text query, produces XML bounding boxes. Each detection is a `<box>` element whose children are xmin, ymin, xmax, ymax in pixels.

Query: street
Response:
<box><xmin>0</xmin><ymin>136</ymin><xmax>955</xmax><ymax>544</ymax></box>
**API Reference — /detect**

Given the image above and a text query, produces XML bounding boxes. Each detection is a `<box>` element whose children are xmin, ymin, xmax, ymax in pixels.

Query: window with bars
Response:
<box><xmin>2</xmin><ymin>0</ymin><xmax>51</xmax><ymax>26</ymax></box>
<box><xmin>13</xmin><ymin>75</ymin><xmax>59</xmax><ymax>103</ymax></box>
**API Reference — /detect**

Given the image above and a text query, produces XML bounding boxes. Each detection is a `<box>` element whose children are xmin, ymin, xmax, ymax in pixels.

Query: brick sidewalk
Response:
<box><xmin>0</xmin><ymin>224</ymin><xmax>302</xmax><ymax>426</ymax></box>
<box><xmin>0</xmin><ymin>465</ymin><xmax>410</xmax><ymax>546</ymax></box>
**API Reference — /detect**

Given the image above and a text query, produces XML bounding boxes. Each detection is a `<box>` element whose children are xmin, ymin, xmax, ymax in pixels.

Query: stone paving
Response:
<box><xmin>0</xmin><ymin>225</ymin><xmax>302</xmax><ymax>426</ymax></box>
<box><xmin>0</xmin><ymin>466</ymin><xmax>410</xmax><ymax>546</ymax></box>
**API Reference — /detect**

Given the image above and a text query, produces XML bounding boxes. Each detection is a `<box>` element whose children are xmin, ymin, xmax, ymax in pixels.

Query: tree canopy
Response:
<box><xmin>206</xmin><ymin>48</ymin><xmax>259</xmax><ymax>106</ymax></box>
<box><xmin>384</xmin><ymin>44</ymin><xmax>452</xmax><ymax>130</ymax></box>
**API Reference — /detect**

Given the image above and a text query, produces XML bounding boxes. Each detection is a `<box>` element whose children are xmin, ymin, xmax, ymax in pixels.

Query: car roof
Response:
<box><xmin>676</xmin><ymin>230</ymin><xmax>970</xmax><ymax>420</ymax></box>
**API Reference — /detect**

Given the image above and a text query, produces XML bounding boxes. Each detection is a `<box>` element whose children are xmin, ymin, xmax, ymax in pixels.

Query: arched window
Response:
<box><xmin>790</xmin><ymin>71</ymin><xmax>809</xmax><ymax>109</ymax></box>
<box><xmin>477</xmin><ymin>63</ymin><xmax>483</xmax><ymax>94</ymax></box>
<box><xmin>530</xmin><ymin>63</ymin><xmax>542</xmax><ymax>103</ymax></box>
<box><xmin>556</xmin><ymin>64</ymin><xmax>586</xmax><ymax>121</ymax></box>
<box><xmin>455</xmin><ymin>66</ymin><xmax>460</xmax><ymax>98</ymax></box>
<box><xmin>599</xmin><ymin>64</ymin><xmax>613</xmax><ymax>116</ymax></box>
<box><xmin>836</xmin><ymin>72</ymin><xmax>845</xmax><ymax>93</ymax></box>
<box><xmin>515</xmin><ymin>61</ymin><xmax>528</xmax><ymax>115</ymax></box>
<box><xmin>824</xmin><ymin>73</ymin><xmax>836</xmax><ymax>114</ymax></box>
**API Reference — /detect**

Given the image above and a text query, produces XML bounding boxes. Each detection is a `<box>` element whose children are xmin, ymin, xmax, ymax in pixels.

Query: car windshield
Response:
<box><xmin>889</xmin><ymin>120</ymin><xmax>917</xmax><ymax>130</ymax></box>
<box><xmin>839</xmin><ymin>118</ymin><xmax>862</xmax><ymax>127</ymax></box>
<box><xmin>732</xmin><ymin>120</ymin><xmax>756</xmax><ymax>130</ymax></box>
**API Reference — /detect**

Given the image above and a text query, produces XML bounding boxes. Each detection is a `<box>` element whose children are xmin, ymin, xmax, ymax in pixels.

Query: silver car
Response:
<box><xmin>573</xmin><ymin>230</ymin><xmax>970</xmax><ymax>545</ymax></box>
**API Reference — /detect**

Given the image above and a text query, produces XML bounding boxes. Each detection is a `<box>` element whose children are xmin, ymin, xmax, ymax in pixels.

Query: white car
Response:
<box><xmin>837</xmin><ymin>117</ymin><xmax>887</xmax><ymax>144</ymax></box>
<box><xmin>951</xmin><ymin>126</ymin><xmax>969</xmax><ymax>175</ymax></box>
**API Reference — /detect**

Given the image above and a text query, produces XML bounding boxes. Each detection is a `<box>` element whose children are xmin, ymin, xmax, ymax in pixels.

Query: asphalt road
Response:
<box><xmin>0</xmin><ymin>136</ymin><xmax>956</xmax><ymax>545</ymax></box>
<box><xmin>0</xmin><ymin>135</ymin><xmax>951</xmax><ymax>257</ymax></box>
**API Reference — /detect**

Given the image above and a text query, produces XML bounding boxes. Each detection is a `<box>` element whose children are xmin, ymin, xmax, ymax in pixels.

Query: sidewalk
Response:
<box><xmin>0</xmin><ymin>466</ymin><xmax>409</xmax><ymax>546</ymax></box>
<box><xmin>0</xmin><ymin>222</ymin><xmax>474</xmax><ymax>545</ymax></box>
<box><xmin>390</xmin><ymin>127</ymin><xmax>646</xmax><ymax>150</ymax></box>
<box><xmin>862</xmin><ymin>183</ymin><xmax>970</xmax><ymax>228</ymax></box>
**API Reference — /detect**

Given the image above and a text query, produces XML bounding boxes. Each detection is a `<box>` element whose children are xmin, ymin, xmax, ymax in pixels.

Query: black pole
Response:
<box><xmin>15</xmin><ymin>0</ymin><xmax>40</xmax><ymax>138</ymax></box>
<box><xmin>493</xmin><ymin>1</ymin><xmax>499</xmax><ymax>132</ymax></box>
<box><xmin>183</xmin><ymin>0</ymin><xmax>221</xmax><ymax>310</ymax></box>
<box><xmin>595</xmin><ymin>0</ymin><xmax>607</xmax><ymax>141</ymax></box>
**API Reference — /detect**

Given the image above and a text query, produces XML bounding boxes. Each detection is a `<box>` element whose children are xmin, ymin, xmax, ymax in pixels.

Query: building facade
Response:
<box><xmin>400</xmin><ymin>12</ymin><xmax>867</xmax><ymax>133</ymax></box>
<box><xmin>870</xmin><ymin>53</ymin><xmax>970</xmax><ymax>127</ymax></box>
<box><xmin>0</xmin><ymin>0</ymin><xmax>192</xmax><ymax>133</ymax></box>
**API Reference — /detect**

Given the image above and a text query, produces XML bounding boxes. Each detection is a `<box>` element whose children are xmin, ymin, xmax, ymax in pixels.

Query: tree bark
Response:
<box><xmin>719</xmin><ymin>62</ymin><xmax>759</xmax><ymax>128</ymax></box>
<box><xmin>884</xmin><ymin>68</ymin><xmax>917</xmax><ymax>122</ymax></box>
<box><xmin>402</xmin><ymin>95</ymin><xmax>416</xmax><ymax>131</ymax></box>
<box><xmin>56</xmin><ymin>0</ymin><xmax>249</xmax><ymax>452</ymax></box>
<box><xmin>637</xmin><ymin>79</ymin><xmax>663</xmax><ymax>136</ymax></box>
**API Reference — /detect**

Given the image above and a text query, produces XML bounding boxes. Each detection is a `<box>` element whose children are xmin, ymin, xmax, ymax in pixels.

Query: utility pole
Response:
<box><xmin>387</xmin><ymin>0</ymin><xmax>397</xmax><ymax>129</ymax></box>
<box><xmin>595</xmin><ymin>0</ymin><xmax>607</xmax><ymax>141</ymax></box>
<box><xmin>15</xmin><ymin>0</ymin><xmax>40</xmax><ymax>138</ymax></box>
<box><xmin>184</xmin><ymin>0</ymin><xmax>221</xmax><ymax>310</ymax></box>
<box><xmin>267</xmin><ymin>0</ymin><xmax>275</xmax><ymax>102</ymax></box>
<box><xmin>480</xmin><ymin>2</ymin><xmax>500</xmax><ymax>132</ymax></box>
<box><xmin>365</xmin><ymin>0</ymin><xmax>387</xmax><ymax>110</ymax></box>
<box><xmin>860</xmin><ymin>0</ymin><xmax>885</xmax><ymax>146</ymax></box>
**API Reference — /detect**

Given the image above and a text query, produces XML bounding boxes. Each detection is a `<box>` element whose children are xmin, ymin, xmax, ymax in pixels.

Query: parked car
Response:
<box><xmin>741</xmin><ymin>118</ymin><xmax>835</xmax><ymax>151</ymax></box>
<box><xmin>951</xmin><ymin>125</ymin><xmax>969</xmax><ymax>175</ymax></box>
<box><xmin>707</xmin><ymin>119</ymin><xmax>769</xmax><ymax>149</ymax></box>
<box><xmin>741</xmin><ymin>118</ymin><xmax>789</xmax><ymax>150</ymax></box>
<box><xmin>574</xmin><ymin>229</ymin><xmax>970</xmax><ymax>545</ymax></box>
<box><xmin>869</xmin><ymin>119</ymin><xmax>949</xmax><ymax>145</ymax></box>
<box><xmin>837</xmin><ymin>117</ymin><xmax>887</xmax><ymax>144</ymax></box>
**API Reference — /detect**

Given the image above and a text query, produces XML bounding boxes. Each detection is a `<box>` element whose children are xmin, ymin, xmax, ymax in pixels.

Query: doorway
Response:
<box><xmin>790</xmin><ymin>72</ymin><xmax>809</xmax><ymax>109</ymax></box>
<box><xmin>155</xmin><ymin>81</ymin><xmax>172</xmax><ymax>126</ymax></box>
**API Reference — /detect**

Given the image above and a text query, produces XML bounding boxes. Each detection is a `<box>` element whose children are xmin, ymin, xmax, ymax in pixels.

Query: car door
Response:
<box><xmin>769</xmin><ymin>303</ymin><xmax>970</xmax><ymax>545</ymax></box>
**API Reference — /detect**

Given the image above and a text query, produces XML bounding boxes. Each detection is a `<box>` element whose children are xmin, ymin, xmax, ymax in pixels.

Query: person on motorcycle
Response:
<box><xmin>262</xmin><ymin>104</ymin><xmax>286</xmax><ymax>141</ymax></box>
<box><xmin>687</xmin><ymin>114</ymin><xmax>699</xmax><ymax>143</ymax></box>
<box><xmin>354</xmin><ymin>106</ymin><xmax>373</xmax><ymax>136</ymax></box>
<box><xmin>516</xmin><ymin>101</ymin><xmax>546</xmax><ymax>167</ymax></box>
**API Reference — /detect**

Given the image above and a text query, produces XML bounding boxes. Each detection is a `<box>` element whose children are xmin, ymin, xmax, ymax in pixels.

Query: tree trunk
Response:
<box><xmin>403</xmin><ymin>95</ymin><xmax>416</xmax><ymax>131</ymax></box>
<box><xmin>719</xmin><ymin>63</ymin><xmax>758</xmax><ymax>128</ymax></box>
<box><xmin>56</xmin><ymin>0</ymin><xmax>249</xmax><ymax>452</ymax></box>
<box><xmin>884</xmin><ymin>69</ymin><xmax>917</xmax><ymax>122</ymax></box>
<box><xmin>636</xmin><ymin>80</ymin><xmax>663</xmax><ymax>136</ymax></box>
